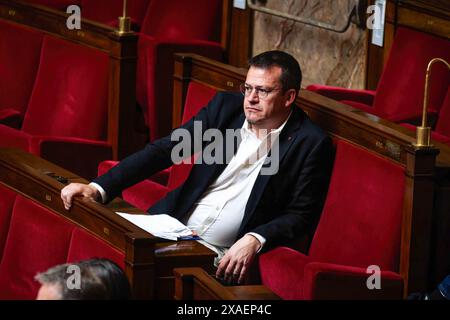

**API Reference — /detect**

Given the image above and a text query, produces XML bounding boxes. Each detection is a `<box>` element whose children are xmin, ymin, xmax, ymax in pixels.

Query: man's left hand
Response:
<box><xmin>216</xmin><ymin>234</ymin><xmax>261</xmax><ymax>285</ymax></box>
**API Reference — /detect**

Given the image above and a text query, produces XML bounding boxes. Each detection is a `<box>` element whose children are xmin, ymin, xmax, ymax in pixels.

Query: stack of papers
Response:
<box><xmin>115</xmin><ymin>212</ymin><xmax>196</xmax><ymax>241</ymax></box>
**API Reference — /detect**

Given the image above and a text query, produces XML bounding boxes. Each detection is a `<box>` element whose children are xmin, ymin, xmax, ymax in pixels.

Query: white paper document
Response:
<box><xmin>116</xmin><ymin>212</ymin><xmax>197</xmax><ymax>241</ymax></box>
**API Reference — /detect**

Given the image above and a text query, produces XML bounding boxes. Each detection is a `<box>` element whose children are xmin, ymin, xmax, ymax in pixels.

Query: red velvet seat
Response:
<box><xmin>259</xmin><ymin>139</ymin><xmax>405</xmax><ymax>299</ymax></box>
<box><xmin>0</xmin><ymin>195</ymin><xmax>75</xmax><ymax>299</ymax></box>
<box><xmin>0</xmin><ymin>20</ymin><xmax>43</xmax><ymax>128</ymax></box>
<box><xmin>0</xmin><ymin>193</ymin><xmax>125</xmax><ymax>299</ymax></box>
<box><xmin>80</xmin><ymin>0</ymin><xmax>150</xmax><ymax>29</ymax></box>
<box><xmin>307</xmin><ymin>27</ymin><xmax>450</xmax><ymax>123</ymax></box>
<box><xmin>136</xmin><ymin>0</ymin><xmax>224</xmax><ymax>141</ymax></box>
<box><xmin>98</xmin><ymin>82</ymin><xmax>217</xmax><ymax>210</ymax></box>
<box><xmin>0</xmin><ymin>35</ymin><xmax>112</xmax><ymax>179</ymax></box>
<box><xmin>0</xmin><ymin>185</ymin><xmax>17</xmax><ymax>264</ymax></box>
<box><xmin>66</xmin><ymin>228</ymin><xmax>124</xmax><ymax>270</ymax></box>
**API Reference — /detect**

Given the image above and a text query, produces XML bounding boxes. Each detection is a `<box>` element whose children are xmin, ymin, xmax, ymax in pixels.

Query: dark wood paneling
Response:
<box><xmin>227</xmin><ymin>6</ymin><xmax>253</xmax><ymax>67</ymax></box>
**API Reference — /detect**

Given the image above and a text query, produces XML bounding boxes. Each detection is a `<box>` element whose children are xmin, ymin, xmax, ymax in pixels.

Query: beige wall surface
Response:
<box><xmin>252</xmin><ymin>0</ymin><xmax>367</xmax><ymax>89</ymax></box>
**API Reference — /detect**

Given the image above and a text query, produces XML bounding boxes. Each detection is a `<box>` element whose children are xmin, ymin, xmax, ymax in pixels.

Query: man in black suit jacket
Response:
<box><xmin>61</xmin><ymin>51</ymin><xmax>333</xmax><ymax>284</ymax></box>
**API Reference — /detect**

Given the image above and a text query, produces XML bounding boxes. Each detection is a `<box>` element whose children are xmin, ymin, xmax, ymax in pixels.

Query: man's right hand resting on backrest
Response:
<box><xmin>61</xmin><ymin>183</ymin><xmax>100</xmax><ymax>210</ymax></box>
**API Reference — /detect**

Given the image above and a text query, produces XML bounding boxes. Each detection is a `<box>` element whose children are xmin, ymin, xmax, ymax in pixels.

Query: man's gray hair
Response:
<box><xmin>35</xmin><ymin>262</ymin><xmax>107</xmax><ymax>300</ymax></box>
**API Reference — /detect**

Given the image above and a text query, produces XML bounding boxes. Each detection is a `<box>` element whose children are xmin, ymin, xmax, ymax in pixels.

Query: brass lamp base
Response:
<box><xmin>116</xmin><ymin>16</ymin><xmax>132</xmax><ymax>35</ymax></box>
<box><xmin>414</xmin><ymin>126</ymin><xmax>432</xmax><ymax>148</ymax></box>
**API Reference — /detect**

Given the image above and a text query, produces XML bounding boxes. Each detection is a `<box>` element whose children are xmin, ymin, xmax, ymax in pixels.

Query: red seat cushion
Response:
<box><xmin>0</xmin><ymin>196</ymin><xmax>75</xmax><ymax>299</ymax></box>
<box><xmin>308</xmin><ymin>140</ymin><xmax>405</xmax><ymax>271</ymax></box>
<box><xmin>123</xmin><ymin>179</ymin><xmax>170</xmax><ymax>211</ymax></box>
<box><xmin>67</xmin><ymin>228</ymin><xmax>125</xmax><ymax>270</ymax></box>
<box><xmin>0</xmin><ymin>125</ymin><xmax>33</xmax><ymax>151</ymax></box>
<box><xmin>22</xmin><ymin>35</ymin><xmax>109</xmax><ymax>141</ymax></box>
<box><xmin>0</xmin><ymin>21</ymin><xmax>43</xmax><ymax>117</ymax></box>
<box><xmin>259</xmin><ymin>247</ymin><xmax>310</xmax><ymax>300</ymax></box>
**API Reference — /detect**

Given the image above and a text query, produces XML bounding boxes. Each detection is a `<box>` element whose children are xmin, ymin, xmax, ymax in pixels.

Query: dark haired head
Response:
<box><xmin>248</xmin><ymin>50</ymin><xmax>302</xmax><ymax>95</ymax></box>
<box><xmin>78</xmin><ymin>258</ymin><xmax>131</xmax><ymax>300</ymax></box>
<box><xmin>35</xmin><ymin>258</ymin><xmax>131</xmax><ymax>300</ymax></box>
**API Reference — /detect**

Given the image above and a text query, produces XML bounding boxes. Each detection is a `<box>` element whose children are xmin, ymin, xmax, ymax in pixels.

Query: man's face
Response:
<box><xmin>243</xmin><ymin>66</ymin><xmax>295</xmax><ymax>129</ymax></box>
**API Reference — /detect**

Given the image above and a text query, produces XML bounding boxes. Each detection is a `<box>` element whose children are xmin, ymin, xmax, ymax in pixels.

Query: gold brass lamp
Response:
<box><xmin>116</xmin><ymin>0</ymin><xmax>131</xmax><ymax>35</ymax></box>
<box><xmin>415</xmin><ymin>58</ymin><xmax>450</xmax><ymax>148</ymax></box>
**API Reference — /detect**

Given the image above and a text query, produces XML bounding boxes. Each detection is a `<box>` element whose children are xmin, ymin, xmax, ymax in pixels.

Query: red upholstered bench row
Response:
<box><xmin>257</xmin><ymin>138</ymin><xmax>405</xmax><ymax>299</ymax></box>
<box><xmin>23</xmin><ymin>0</ymin><xmax>226</xmax><ymax>141</ymax></box>
<box><xmin>0</xmin><ymin>20</ymin><xmax>112</xmax><ymax>180</ymax></box>
<box><xmin>0</xmin><ymin>184</ymin><xmax>124</xmax><ymax>300</ymax></box>
<box><xmin>2</xmin><ymin>1</ymin><xmax>225</xmax><ymax>172</ymax></box>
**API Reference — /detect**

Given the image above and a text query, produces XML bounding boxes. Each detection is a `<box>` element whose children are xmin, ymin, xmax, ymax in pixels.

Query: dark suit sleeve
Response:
<box><xmin>249</xmin><ymin>136</ymin><xmax>334</xmax><ymax>249</ymax></box>
<box><xmin>92</xmin><ymin>92</ymin><xmax>231</xmax><ymax>201</ymax></box>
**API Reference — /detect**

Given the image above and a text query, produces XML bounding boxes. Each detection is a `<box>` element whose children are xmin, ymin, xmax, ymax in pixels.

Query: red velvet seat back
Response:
<box><xmin>374</xmin><ymin>27</ymin><xmax>450</xmax><ymax>120</ymax></box>
<box><xmin>0</xmin><ymin>194</ymin><xmax>127</xmax><ymax>299</ymax></box>
<box><xmin>0</xmin><ymin>196</ymin><xmax>75</xmax><ymax>299</ymax></box>
<box><xmin>435</xmin><ymin>88</ymin><xmax>450</xmax><ymax>138</ymax></box>
<box><xmin>0</xmin><ymin>185</ymin><xmax>16</xmax><ymax>264</ymax></box>
<box><xmin>308</xmin><ymin>140</ymin><xmax>405</xmax><ymax>271</ymax></box>
<box><xmin>81</xmin><ymin>0</ymin><xmax>150</xmax><ymax>28</ymax></box>
<box><xmin>22</xmin><ymin>35</ymin><xmax>109</xmax><ymax>140</ymax></box>
<box><xmin>140</xmin><ymin>0</ymin><xmax>221</xmax><ymax>41</ymax></box>
<box><xmin>66</xmin><ymin>228</ymin><xmax>125</xmax><ymax>270</ymax></box>
<box><xmin>167</xmin><ymin>82</ymin><xmax>217</xmax><ymax>190</ymax></box>
<box><xmin>0</xmin><ymin>21</ymin><xmax>43</xmax><ymax>115</ymax></box>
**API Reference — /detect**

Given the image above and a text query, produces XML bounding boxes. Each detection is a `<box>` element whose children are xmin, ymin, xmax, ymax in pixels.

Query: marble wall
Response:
<box><xmin>252</xmin><ymin>0</ymin><xmax>367</xmax><ymax>89</ymax></box>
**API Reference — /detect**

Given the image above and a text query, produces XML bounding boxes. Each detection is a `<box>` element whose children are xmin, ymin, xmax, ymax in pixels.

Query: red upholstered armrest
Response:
<box><xmin>302</xmin><ymin>262</ymin><xmax>404</xmax><ymax>300</ymax></box>
<box><xmin>0</xmin><ymin>108</ymin><xmax>22</xmax><ymax>129</ymax></box>
<box><xmin>30</xmin><ymin>136</ymin><xmax>112</xmax><ymax>180</ymax></box>
<box><xmin>306</xmin><ymin>84</ymin><xmax>376</xmax><ymax>106</ymax></box>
